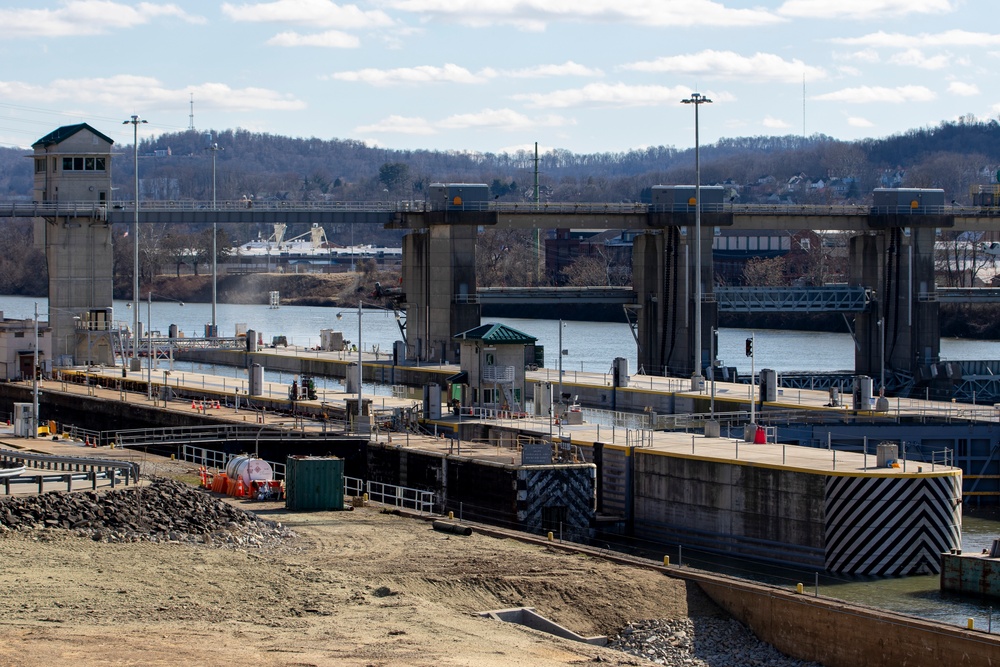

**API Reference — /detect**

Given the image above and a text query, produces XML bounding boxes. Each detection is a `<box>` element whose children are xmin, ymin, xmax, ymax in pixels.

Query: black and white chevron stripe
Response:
<box><xmin>824</xmin><ymin>475</ymin><xmax>961</xmax><ymax>575</ymax></box>
<box><xmin>516</xmin><ymin>467</ymin><xmax>596</xmax><ymax>533</ymax></box>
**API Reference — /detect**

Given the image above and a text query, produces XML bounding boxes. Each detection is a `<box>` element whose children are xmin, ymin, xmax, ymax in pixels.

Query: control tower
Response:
<box><xmin>31</xmin><ymin>124</ymin><xmax>116</xmax><ymax>366</ymax></box>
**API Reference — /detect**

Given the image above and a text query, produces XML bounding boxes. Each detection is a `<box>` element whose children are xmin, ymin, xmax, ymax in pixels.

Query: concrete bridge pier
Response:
<box><xmin>851</xmin><ymin>226</ymin><xmax>939</xmax><ymax>386</ymax></box>
<box><xmin>401</xmin><ymin>225</ymin><xmax>480</xmax><ymax>363</ymax></box>
<box><xmin>632</xmin><ymin>226</ymin><xmax>716</xmax><ymax>377</ymax></box>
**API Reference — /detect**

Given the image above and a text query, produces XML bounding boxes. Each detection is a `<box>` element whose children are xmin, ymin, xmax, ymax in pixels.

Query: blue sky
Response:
<box><xmin>0</xmin><ymin>0</ymin><xmax>996</xmax><ymax>155</ymax></box>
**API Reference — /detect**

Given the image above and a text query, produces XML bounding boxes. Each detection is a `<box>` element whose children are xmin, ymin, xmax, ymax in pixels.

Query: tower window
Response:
<box><xmin>61</xmin><ymin>157</ymin><xmax>107</xmax><ymax>171</ymax></box>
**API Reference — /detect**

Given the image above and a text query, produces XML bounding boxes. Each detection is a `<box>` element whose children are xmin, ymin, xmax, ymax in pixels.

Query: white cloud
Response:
<box><xmin>329</xmin><ymin>64</ymin><xmax>484</xmax><ymax>85</ymax></box>
<box><xmin>438</xmin><ymin>108</ymin><xmax>571</xmax><ymax>130</ymax></box>
<box><xmin>623</xmin><ymin>50</ymin><xmax>825</xmax><ymax>83</ymax></box>
<box><xmin>834</xmin><ymin>49</ymin><xmax>881</xmax><ymax>64</ymax></box>
<box><xmin>0</xmin><ymin>75</ymin><xmax>305</xmax><ymax>113</ymax></box>
<box><xmin>0</xmin><ymin>1</ymin><xmax>204</xmax><ymax>38</ymax></box>
<box><xmin>328</xmin><ymin>61</ymin><xmax>601</xmax><ymax>86</ymax></box>
<box><xmin>514</xmin><ymin>82</ymin><xmax>715</xmax><ymax>109</ymax></box>
<box><xmin>812</xmin><ymin>85</ymin><xmax>936</xmax><ymax>103</ymax></box>
<box><xmin>778</xmin><ymin>0</ymin><xmax>954</xmax><ymax>20</ymax></box>
<box><xmin>832</xmin><ymin>29</ymin><xmax>1000</xmax><ymax>48</ymax></box>
<box><xmin>355</xmin><ymin>115</ymin><xmax>436</xmax><ymax>135</ymax></box>
<box><xmin>887</xmin><ymin>49</ymin><xmax>953</xmax><ymax>70</ymax></box>
<box><xmin>502</xmin><ymin>61</ymin><xmax>603</xmax><ymax>78</ymax></box>
<box><xmin>384</xmin><ymin>0</ymin><xmax>783</xmax><ymax>30</ymax></box>
<box><xmin>268</xmin><ymin>29</ymin><xmax>360</xmax><ymax>47</ymax></box>
<box><xmin>355</xmin><ymin>108</ymin><xmax>571</xmax><ymax>134</ymax></box>
<box><xmin>763</xmin><ymin>116</ymin><xmax>791</xmax><ymax>129</ymax></box>
<box><xmin>221</xmin><ymin>0</ymin><xmax>393</xmax><ymax>28</ymax></box>
<box><xmin>947</xmin><ymin>81</ymin><xmax>980</xmax><ymax>96</ymax></box>
<box><xmin>847</xmin><ymin>116</ymin><xmax>875</xmax><ymax>127</ymax></box>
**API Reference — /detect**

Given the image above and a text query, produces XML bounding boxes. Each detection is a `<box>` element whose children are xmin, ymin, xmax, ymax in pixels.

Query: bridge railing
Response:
<box><xmin>14</xmin><ymin>198</ymin><xmax>1000</xmax><ymax>220</ymax></box>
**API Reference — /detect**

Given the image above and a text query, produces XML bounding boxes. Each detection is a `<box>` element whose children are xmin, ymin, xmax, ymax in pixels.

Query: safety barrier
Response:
<box><xmin>366</xmin><ymin>480</ymin><xmax>435</xmax><ymax>514</ymax></box>
<box><xmin>0</xmin><ymin>448</ymin><xmax>139</xmax><ymax>494</ymax></box>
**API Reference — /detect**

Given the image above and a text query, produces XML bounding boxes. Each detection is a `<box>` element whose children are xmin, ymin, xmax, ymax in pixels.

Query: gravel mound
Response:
<box><xmin>0</xmin><ymin>477</ymin><xmax>293</xmax><ymax>548</ymax></box>
<box><xmin>607</xmin><ymin>617</ymin><xmax>822</xmax><ymax>666</ymax></box>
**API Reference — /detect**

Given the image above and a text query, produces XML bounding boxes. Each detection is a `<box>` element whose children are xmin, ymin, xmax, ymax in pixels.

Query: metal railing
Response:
<box><xmin>118</xmin><ymin>424</ymin><xmax>288</xmax><ymax>449</ymax></box>
<box><xmin>11</xmin><ymin>198</ymin><xmax>999</xmax><ymax>221</ymax></box>
<box><xmin>180</xmin><ymin>446</ymin><xmax>434</xmax><ymax>513</ymax></box>
<box><xmin>366</xmin><ymin>480</ymin><xmax>435</xmax><ymax>514</ymax></box>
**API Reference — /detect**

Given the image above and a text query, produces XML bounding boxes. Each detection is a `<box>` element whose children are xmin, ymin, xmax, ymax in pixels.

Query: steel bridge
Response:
<box><xmin>4</xmin><ymin>198</ymin><xmax>1000</xmax><ymax>230</ymax></box>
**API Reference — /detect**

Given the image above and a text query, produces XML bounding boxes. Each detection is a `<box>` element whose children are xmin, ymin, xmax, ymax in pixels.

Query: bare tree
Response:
<box><xmin>476</xmin><ymin>228</ymin><xmax>541</xmax><ymax>287</ymax></box>
<box><xmin>742</xmin><ymin>256</ymin><xmax>788</xmax><ymax>286</ymax></box>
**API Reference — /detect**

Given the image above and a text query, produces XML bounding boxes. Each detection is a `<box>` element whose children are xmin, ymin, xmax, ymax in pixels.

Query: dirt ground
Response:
<box><xmin>0</xmin><ymin>470</ymin><xmax>722</xmax><ymax>667</ymax></box>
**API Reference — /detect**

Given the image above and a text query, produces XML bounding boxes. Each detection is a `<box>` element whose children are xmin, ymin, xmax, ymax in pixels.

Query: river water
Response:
<box><xmin>5</xmin><ymin>294</ymin><xmax>1000</xmax><ymax>630</ymax></box>
<box><xmin>5</xmin><ymin>295</ymin><xmax>999</xmax><ymax>375</ymax></box>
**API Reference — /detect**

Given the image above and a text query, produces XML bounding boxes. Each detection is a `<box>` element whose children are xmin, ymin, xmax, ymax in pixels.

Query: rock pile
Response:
<box><xmin>0</xmin><ymin>477</ymin><xmax>293</xmax><ymax>548</ymax></box>
<box><xmin>607</xmin><ymin>618</ymin><xmax>821</xmax><ymax>667</ymax></box>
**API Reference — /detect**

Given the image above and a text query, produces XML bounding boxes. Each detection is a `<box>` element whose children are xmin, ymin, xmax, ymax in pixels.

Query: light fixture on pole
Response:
<box><xmin>32</xmin><ymin>302</ymin><xmax>39</xmax><ymax>438</ymax></box>
<box><xmin>205</xmin><ymin>139</ymin><xmax>222</xmax><ymax>333</ymax></box>
<box><xmin>681</xmin><ymin>92</ymin><xmax>711</xmax><ymax>389</ymax></box>
<box><xmin>123</xmin><ymin>114</ymin><xmax>147</xmax><ymax>365</ymax></box>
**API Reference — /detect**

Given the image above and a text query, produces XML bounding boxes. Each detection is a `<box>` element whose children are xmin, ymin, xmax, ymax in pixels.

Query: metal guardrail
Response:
<box><xmin>0</xmin><ymin>448</ymin><xmax>140</xmax><ymax>493</ymax></box>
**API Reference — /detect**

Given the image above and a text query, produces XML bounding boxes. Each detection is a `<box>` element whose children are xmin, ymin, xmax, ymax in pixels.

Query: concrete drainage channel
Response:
<box><xmin>478</xmin><ymin>607</ymin><xmax>607</xmax><ymax>646</ymax></box>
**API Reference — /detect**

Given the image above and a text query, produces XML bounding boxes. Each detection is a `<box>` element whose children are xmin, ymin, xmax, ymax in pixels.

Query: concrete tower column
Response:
<box><xmin>402</xmin><ymin>224</ymin><xmax>479</xmax><ymax>363</ymax></box>
<box><xmin>851</xmin><ymin>227</ymin><xmax>939</xmax><ymax>384</ymax></box>
<box><xmin>632</xmin><ymin>225</ymin><xmax>716</xmax><ymax>377</ymax></box>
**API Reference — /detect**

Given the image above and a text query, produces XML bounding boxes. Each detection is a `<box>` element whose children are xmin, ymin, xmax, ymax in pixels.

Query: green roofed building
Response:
<box><xmin>453</xmin><ymin>323</ymin><xmax>538</xmax><ymax>413</ymax></box>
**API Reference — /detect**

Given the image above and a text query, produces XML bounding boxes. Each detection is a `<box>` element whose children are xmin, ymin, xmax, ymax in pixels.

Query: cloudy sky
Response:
<box><xmin>0</xmin><ymin>0</ymin><xmax>996</xmax><ymax>154</ymax></box>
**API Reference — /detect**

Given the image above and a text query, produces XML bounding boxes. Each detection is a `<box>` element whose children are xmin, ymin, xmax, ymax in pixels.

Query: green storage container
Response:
<box><xmin>285</xmin><ymin>456</ymin><xmax>345</xmax><ymax>511</ymax></box>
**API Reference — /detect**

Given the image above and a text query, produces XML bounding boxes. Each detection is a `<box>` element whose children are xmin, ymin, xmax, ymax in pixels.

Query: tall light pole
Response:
<box><xmin>205</xmin><ymin>140</ymin><xmax>222</xmax><ymax>334</ymax></box>
<box><xmin>337</xmin><ymin>302</ymin><xmax>365</xmax><ymax>433</ymax></box>
<box><xmin>32</xmin><ymin>302</ymin><xmax>39</xmax><ymax>438</ymax></box>
<box><xmin>681</xmin><ymin>92</ymin><xmax>712</xmax><ymax>389</ymax></box>
<box><xmin>123</xmin><ymin>115</ymin><xmax>147</xmax><ymax>364</ymax></box>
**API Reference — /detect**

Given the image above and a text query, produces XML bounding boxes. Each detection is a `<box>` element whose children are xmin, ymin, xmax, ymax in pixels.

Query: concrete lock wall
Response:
<box><xmin>698</xmin><ymin>576</ymin><xmax>1000</xmax><ymax>667</ymax></box>
<box><xmin>632</xmin><ymin>450</ymin><xmax>826</xmax><ymax>568</ymax></box>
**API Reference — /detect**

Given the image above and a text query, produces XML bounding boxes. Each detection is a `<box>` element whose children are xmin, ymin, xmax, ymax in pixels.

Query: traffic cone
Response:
<box><xmin>191</xmin><ymin>400</ymin><xmax>196</xmax><ymax>409</ymax></box>
<box><xmin>234</xmin><ymin>476</ymin><xmax>245</xmax><ymax>498</ymax></box>
<box><xmin>214</xmin><ymin>400</ymin><xmax>221</xmax><ymax>409</ymax></box>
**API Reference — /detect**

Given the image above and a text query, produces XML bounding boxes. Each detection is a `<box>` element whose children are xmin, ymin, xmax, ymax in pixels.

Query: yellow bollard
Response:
<box><xmin>663</xmin><ymin>556</ymin><xmax>670</xmax><ymax>567</ymax></box>
<box><xmin>547</xmin><ymin>531</ymin><xmax>554</xmax><ymax>541</ymax></box>
<box><xmin>363</xmin><ymin>493</ymin><xmax>369</xmax><ymax>503</ymax></box>
<box><xmin>796</xmin><ymin>583</ymin><xmax>804</xmax><ymax>594</ymax></box>
<box><xmin>968</xmin><ymin>618</ymin><xmax>975</xmax><ymax>630</ymax></box>
<box><xmin>170</xmin><ymin>454</ymin><xmax>175</xmax><ymax>460</ymax></box>
<box><xmin>448</xmin><ymin>511</ymin><xmax>454</xmax><ymax>520</ymax></box>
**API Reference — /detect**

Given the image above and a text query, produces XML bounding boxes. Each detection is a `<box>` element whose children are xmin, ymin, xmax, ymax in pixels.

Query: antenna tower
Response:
<box><xmin>189</xmin><ymin>94</ymin><xmax>195</xmax><ymax>131</ymax></box>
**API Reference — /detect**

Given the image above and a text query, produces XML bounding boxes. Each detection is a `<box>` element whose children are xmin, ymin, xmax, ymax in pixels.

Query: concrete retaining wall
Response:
<box><xmin>698</xmin><ymin>576</ymin><xmax>1000</xmax><ymax>667</ymax></box>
